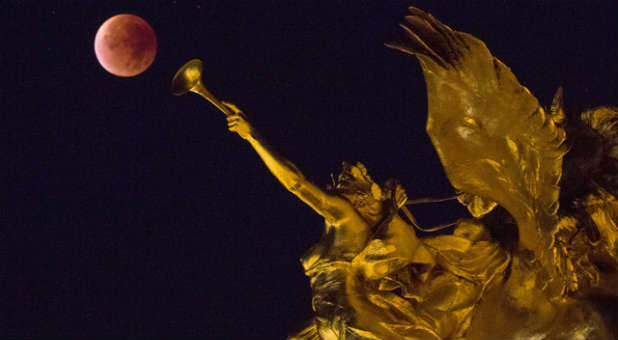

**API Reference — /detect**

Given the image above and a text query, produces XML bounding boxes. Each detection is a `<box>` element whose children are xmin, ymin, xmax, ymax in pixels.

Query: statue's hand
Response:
<box><xmin>384</xmin><ymin>179</ymin><xmax>408</xmax><ymax>209</ymax></box>
<box><xmin>223</xmin><ymin>102</ymin><xmax>252</xmax><ymax>140</ymax></box>
<box><xmin>222</xmin><ymin>101</ymin><xmax>243</xmax><ymax>115</ymax></box>
<box><xmin>394</xmin><ymin>184</ymin><xmax>408</xmax><ymax>209</ymax></box>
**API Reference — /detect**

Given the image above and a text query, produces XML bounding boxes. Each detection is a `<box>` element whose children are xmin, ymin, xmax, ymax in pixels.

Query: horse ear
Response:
<box><xmin>550</xmin><ymin>86</ymin><xmax>565</xmax><ymax>124</ymax></box>
<box><xmin>355</xmin><ymin>162</ymin><xmax>367</xmax><ymax>175</ymax></box>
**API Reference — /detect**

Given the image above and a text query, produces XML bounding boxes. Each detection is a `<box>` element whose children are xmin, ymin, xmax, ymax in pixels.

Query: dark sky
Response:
<box><xmin>4</xmin><ymin>1</ymin><xmax>617</xmax><ymax>338</ymax></box>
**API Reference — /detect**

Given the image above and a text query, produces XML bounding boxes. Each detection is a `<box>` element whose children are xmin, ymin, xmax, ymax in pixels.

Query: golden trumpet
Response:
<box><xmin>171</xmin><ymin>59</ymin><xmax>232</xmax><ymax>116</ymax></box>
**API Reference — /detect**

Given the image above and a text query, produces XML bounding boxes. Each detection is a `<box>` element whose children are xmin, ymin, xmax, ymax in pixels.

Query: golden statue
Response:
<box><xmin>173</xmin><ymin>6</ymin><xmax>617</xmax><ymax>340</ymax></box>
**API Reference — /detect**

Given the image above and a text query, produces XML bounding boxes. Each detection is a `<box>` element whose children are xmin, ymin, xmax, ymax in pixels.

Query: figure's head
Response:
<box><xmin>329</xmin><ymin>161</ymin><xmax>384</xmax><ymax>223</ymax></box>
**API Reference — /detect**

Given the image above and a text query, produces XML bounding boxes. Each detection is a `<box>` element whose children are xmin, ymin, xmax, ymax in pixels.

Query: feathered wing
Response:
<box><xmin>388</xmin><ymin>7</ymin><xmax>567</xmax><ymax>252</ymax></box>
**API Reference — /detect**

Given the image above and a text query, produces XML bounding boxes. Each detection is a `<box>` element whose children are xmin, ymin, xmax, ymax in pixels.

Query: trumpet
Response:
<box><xmin>171</xmin><ymin>59</ymin><xmax>232</xmax><ymax>116</ymax></box>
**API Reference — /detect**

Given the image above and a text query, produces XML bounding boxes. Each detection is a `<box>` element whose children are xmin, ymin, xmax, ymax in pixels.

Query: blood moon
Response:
<box><xmin>94</xmin><ymin>14</ymin><xmax>157</xmax><ymax>77</ymax></box>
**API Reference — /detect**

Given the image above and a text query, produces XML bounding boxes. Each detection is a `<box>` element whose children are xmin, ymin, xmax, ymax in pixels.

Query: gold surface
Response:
<box><xmin>173</xmin><ymin>6</ymin><xmax>617</xmax><ymax>339</ymax></box>
<box><xmin>171</xmin><ymin>59</ymin><xmax>233</xmax><ymax>116</ymax></box>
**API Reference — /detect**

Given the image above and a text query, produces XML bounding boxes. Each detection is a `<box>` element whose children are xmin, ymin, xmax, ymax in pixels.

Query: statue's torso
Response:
<box><xmin>299</xmin><ymin>219</ymin><xmax>371</xmax><ymax>339</ymax></box>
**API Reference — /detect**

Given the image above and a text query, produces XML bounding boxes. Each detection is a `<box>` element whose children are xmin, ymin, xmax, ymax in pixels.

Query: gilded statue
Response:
<box><xmin>173</xmin><ymin>5</ymin><xmax>617</xmax><ymax>340</ymax></box>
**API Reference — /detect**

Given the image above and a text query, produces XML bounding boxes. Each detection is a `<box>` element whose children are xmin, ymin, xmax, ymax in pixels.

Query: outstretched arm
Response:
<box><xmin>225</xmin><ymin>103</ymin><xmax>353</xmax><ymax>225</ymax></box>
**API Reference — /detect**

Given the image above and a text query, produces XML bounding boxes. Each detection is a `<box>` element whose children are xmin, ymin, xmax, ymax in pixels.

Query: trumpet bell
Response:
<box><xmin>171</xmin><ymin>58</ymin><xmax>233</xmax><ymax>116</ymax></box>
<box><xmin>171</xmin><ymin>59</ymin><xmax>203</xmax><ymax>96</ymax></box>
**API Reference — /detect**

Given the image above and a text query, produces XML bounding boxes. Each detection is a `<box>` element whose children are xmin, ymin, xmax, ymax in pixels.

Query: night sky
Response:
<box><xmin>4</xmin><ymin>1</ymin><xmax>617</xmax><ymax>338</ymax></box>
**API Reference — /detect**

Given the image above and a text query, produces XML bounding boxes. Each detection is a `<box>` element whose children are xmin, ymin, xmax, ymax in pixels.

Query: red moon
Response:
<box><xmin>94</xmin><ymin>14</ymin><xmax>157</xmax><ymax>77</ymax></box>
